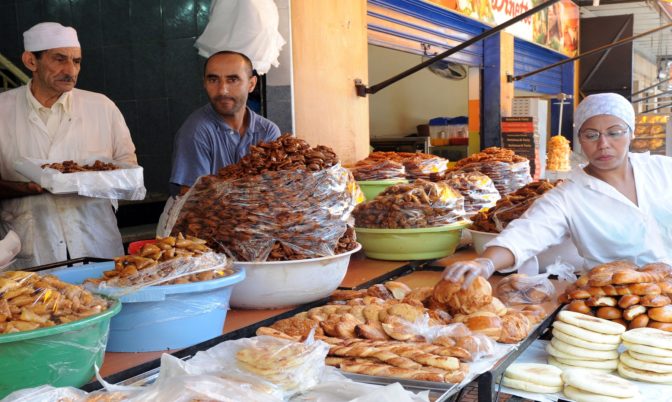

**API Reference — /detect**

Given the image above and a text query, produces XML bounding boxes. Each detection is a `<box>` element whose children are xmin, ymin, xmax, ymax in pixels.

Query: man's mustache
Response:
<box><xmin>56</xmin><ymin>75</ymin><xmax>76</xmax><ymax>82</ymax></box>
<box><xmin>214</xmin><ymin>95</ymin><xmax>235</xmax><ymax>102</ymax></box>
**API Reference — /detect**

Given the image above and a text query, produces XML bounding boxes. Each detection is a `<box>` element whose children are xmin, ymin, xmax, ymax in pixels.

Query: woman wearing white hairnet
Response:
<box><xmin>444</xmin><ymin>93</ymin><xmax>672</xmax><ymax>287</ymax></box>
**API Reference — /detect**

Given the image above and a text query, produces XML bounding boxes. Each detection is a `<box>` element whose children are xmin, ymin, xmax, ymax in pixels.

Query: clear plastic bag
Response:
<box><xmin>13</xmin><ymin>157</ymin><xmax>146</xmax><ymax>200</ymax></box>
<box><xmin>495</xmin><ymin>261</ymin><xmax>576</xmax><ymax>305</ymax></box>
<box><xmin>352</xmin><ymin>179</ymin><xmax>466</xmax><ymax>229</ymax></box>
<box><xmin>442</xmin><ymin>171</ymin><xmax>501</xmax><ymax>217</ymax></box>
<box><xmin>293</xmin><ymin>381</ymin><xmax>430</xmax><ymax>402</ymax></box>
<box><xmin>424</xmin><ymin>322</ymin><xmax>496</xmax><ymax>361</ymax></box>
<box><xmin>350</xmin><ymin>160</ymin><xmax>406</xmax><ymax>181</ymax></box>
<box><xmin>403</xmin><ymin>155</ymin><xmax>449</xmax><ymax>180</ymax></box>
<box><xmin>453</xmin><ymin>160</ymin><xmax>531</xmax><ymax>197</ymax></box>
<box><xmin>167</xmin><ymin>164</ymin><xmax>360</xmax><ymax>262</ymax></box>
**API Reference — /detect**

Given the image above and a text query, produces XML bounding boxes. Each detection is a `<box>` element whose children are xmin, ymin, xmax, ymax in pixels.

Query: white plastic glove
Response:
<box><xmin>442</xmin><ymin>257</ymin><xmax>495</xmax><ymax>289</ymax></box>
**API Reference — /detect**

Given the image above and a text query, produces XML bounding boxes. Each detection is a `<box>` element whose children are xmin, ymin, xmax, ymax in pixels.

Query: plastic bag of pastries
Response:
<box><xmin>350</xmin><ymin>158</ymin><xmax>406</xmax><ymax>181</ymax></box>
<box><xmin>496</xmin><ymin>273</ymin><xmax>556</xmax><ymax>305</ymax></box>
<box><xmin>452</xmin><ymin>147</ymin><xmax>532</xmax><ymax>196</ymax></box>
<box><xmin>441</xmin><ymin>171</ymin><xmax>501</xmax><ymax>217</ymax></box>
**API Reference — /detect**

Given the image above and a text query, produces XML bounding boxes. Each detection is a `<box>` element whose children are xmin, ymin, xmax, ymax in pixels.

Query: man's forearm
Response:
<box><xmin>0</xmin><ymin>180</ymin><xmax>44</xmax><ymax>199</ymax></box>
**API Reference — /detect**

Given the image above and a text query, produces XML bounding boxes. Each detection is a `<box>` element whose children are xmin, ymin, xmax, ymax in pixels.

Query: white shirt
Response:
<box><xmin>25</xmin><ymin>82</ymin><xmax>71</xmax><ymax>140</ymax></box>
<box><xmin>487</xmin><ymin>152</ymin><xmax>672</xmax><ymax>271</ymax></box>
<box><xmin>0</xmin><ymin>85</ymin><xmax>138</xmax><ymax>268</ymax></box>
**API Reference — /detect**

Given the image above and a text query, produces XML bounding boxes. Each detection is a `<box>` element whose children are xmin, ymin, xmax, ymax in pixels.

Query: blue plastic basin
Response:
<box><xmin>51</xmin><ymin>262</ymin><xmax>245</xmax><ymax>352</ymax></box>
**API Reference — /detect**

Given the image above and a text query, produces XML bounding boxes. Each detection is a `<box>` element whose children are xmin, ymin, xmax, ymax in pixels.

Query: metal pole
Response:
<box><xmin>631</xmin><ymin>77</ymin><xmax>672</xmax><ymax>97</ymax></box>
<box><xmin>509</xmin><ymin>21</ymin><xmax>672</xmax><ymax>82</ymax></box>
<box><xmin>642</xmin><ymin>102</ymin><xmax>672</xmax><ymax>113</ymax></box>
<box><xmin>355</xmin><ymin>0</ymin><xmax>561</xmax><ymax>96</ymax></box>
<box><xmin>631</xmin><ymin>88</ymin><xmax>672</xmax><ymax>103</ymax></box>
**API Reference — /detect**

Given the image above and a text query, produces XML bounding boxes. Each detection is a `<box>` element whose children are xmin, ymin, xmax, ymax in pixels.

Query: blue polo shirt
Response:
<box><xmin>169</xmin><ymin>103</ymin><xmax>281</xmax><ymax>195</ymax></box>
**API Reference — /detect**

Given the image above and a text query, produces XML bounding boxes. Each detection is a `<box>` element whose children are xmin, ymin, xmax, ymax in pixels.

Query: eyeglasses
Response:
<box><xmin>578</xmin><ymin>126</ymin><xmax>630</xmax><ymax>142</ymax></box>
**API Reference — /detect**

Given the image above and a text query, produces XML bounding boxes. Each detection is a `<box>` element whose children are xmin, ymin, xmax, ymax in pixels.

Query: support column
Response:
<box><xmin>290</xmin><ymin>0</ymin><xmax>370</xmax><ymax>164</ymax></box>
<box><xmin>482</xmin><ymin>32</ymin><xmax>514</xmax><ymax>148</ymax></box>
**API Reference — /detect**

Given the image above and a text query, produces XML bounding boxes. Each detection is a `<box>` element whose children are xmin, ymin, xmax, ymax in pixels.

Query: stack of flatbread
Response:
<box><xmin>619</xmin><ymin>327</ymin><xmax>672</xmax><ymax>384</ymax></box>
<box><xmin>500</xmin><ymin>363</ymin><xmax>563</xmax><ymax>394</ymax></box>
<box><xmin>561</xmin><ymin>368</ymin><xmax>642</xmax><ymax>402</ymax></box>
<box><xmin>547</xmin><ymin>311</ymin><xmax>624</xmax><ymax>372</ymax></box>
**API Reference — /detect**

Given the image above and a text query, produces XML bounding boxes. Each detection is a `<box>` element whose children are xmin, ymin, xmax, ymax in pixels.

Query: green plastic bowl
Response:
<box><xmin>357</xmin><ymin>179</ymin><xmax>408</xmax><ymax>200</ymax></box>
<box><xmin>355</xmin><ymin>221</ymin><xmax>470</xmax><ymax>261</ymax></box>
<box><xmin>0</xmin><ymin>300</ymin><xmax>121</xmax><ymax>398</ymax></box>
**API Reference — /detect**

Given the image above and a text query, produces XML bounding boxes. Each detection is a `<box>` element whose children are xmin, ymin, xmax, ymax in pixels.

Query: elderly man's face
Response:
<box><xmin>578</xmin><ymin>114</ymin><xmax>632</xmax><ymax>172</ymax></box>
<box><xmin>203</xmin><ymin>53</ymin><xmax>256</xmax><ymax>118</ymax></box>
<box><xmin>24</xmin><ymin>47</ymin><xmax>81</xmax><ymax>96</ymax></box>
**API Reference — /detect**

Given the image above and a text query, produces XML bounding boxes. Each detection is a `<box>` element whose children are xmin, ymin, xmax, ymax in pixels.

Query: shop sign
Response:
<box><xmin>501</xmin><ymin>117</ymin><xmax>539</xmax><ymax>178</ymax></box>
<box><xmin>423</xmin><ymin>0</ymin><xmax>578</xmax><ymax>56</ymax></box>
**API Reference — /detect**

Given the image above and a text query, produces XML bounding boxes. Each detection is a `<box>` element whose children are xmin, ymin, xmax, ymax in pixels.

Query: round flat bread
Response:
<box><xmin>551</xmin><ymin>338</ymin><xmax>619</xmax><ymax>361</ymax></box>
<box><xmin>553</xmin><ymin>356</ymin><xmax>618</xmax><ymax>370</ymax></box>
<box><xmin>561</xmin><ymin>368</ymin><xmax>639</xmax><ymax>398</ymax></box>
<box><xmin>504</xmin><ymin>363</ymin><xmax>563</xmax><ymax>387</ymax></box>
<box><xmin>622</xmin><ymin>341</ymin><xmax>672</xmax><ymax>357</ymax></box>
<box><xmin>501</xmin><ymin>376</ymin><xmax>562</xmax><ymax>394</ymax></box>
<box><xmin>552</xmin><ymin>328</ymin><xmax>619</xmax><ymax>351</ymax></box>
<box><xmin>552</xmin><ymin>321</ymin><xmax>621</xmax><ymax>345</ymax></box>
<box><xmin>618</xmin><ymin>362</ymin><xmax>672</xmax><ymax>383</ymax></box>
<box><xmin>557</xmin><ymin>311</ymin><xmax>625</xmax><ymax>335</ymax></box>
<box><xmin>621</xmin><ymin>327</ymin><xmax>672</xmax><ymax>350</ymax></box>
<box><xmin>620</xmin><ymin>351</ymin><xmax>672</xmax><ymax>373</ymax></box>
<box><xmin>563</xmin><ymin>385</ymin><xmax>642</xmax><ymax>402</ymax></box>
<box><xmin>629</xmin><ymin>350</ymin><xmax>672</xmax><ymax>365</ymax></box>
<box><xmin>548</xmin><ymin>356</ymin><xmax>614</xmax><ymax>373</ymax></box>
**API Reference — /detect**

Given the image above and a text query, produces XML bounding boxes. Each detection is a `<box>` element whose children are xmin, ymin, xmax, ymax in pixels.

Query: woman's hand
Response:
<box><xmin>442</xmin><ymin>258</ymin><xmax>495</xmax><ymax>288</ymax></box>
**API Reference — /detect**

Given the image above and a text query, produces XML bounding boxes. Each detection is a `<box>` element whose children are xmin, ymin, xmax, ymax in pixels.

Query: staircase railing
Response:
<box><xmin>0</xmin><ymin>52</ymin><xmax>29</xmax><ymax>91</ymax></box>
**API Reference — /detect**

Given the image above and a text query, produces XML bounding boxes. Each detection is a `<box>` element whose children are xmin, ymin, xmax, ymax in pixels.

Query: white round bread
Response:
<box><xmin>504</xmin><ymin>363</ymin><xmax>563</xmax><ymax>387</ymax></box>
<box><xmin>561</xmin><ymin>368</ymin><xmax>639</xmax><ymax>398</ymax></box>
<box><xmin>563</xmin><ymin>385</ymin><xmax>642</xmax><ymax>402</ymax></box>
<box><xmin>550</xmin><ymin>338</ymin><xmax>619</xmax><ymax>361</ymax></box>
<box><xmin>557</xmin><ymin>310</ymin><xmax>626</xmax><ymax>335</ymax></box>
<box><xmin>553</xmin><ymin>356</ymin><xmax>618</xmax><ymax>370</ymax></box>
<box><xmin>552</xmin><ymin>328</ymin><xmax>619</xmax><ymax>351</ymax></box>
<box><xmin>621</xmin><ymin>327</ymin><xmax>672</xmax><ymax>350</ymax></box>
<box><xmin>552</xmin><ymin>321</ymin><xmax>621</xmax><ymax>344</ymax></box>
<box><xmin>620</xmin><ymin>351</ymin><xmax>672</xmax><ymax>373</ymax></box>
<box><xmin>622</xmin><ymin>340</ymin><xmax>672</xmax><ymax>357</ymax></box>
<box><xmin>548</xmin><ymin>356</ymin><xmax>614</xmax><ymax>373</ymax></box>
<box><xmin>501</xmin><ymin>376</ymin><xmax>562</xmax><ymax>394</ymax></box>
<box><xmin>618</xmin><ymin>361</ymin><xmax>672</xmax><ymax>384</ymax></box>
<box><xmin>629</xmin><ymin>350</ymin><xmax>672</xmax><ymax>365</ymax></box>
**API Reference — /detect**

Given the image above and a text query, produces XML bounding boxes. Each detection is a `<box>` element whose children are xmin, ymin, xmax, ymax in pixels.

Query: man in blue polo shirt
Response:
<box><xmin>169</xmin><ymin>51</ymin><xmax>281</xmax><ymax>196</ymax></box>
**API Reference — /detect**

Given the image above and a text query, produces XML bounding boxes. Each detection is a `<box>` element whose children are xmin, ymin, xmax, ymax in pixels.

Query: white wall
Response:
<box><xmin>368</xmin><ymin>45</ymin><xmax>469</xmax><ymax>138</ymax></box>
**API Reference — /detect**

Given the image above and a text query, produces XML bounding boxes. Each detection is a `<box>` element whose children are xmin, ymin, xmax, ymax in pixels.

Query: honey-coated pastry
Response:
<box><xmin>433</xmin><ymin>276</ymin><xmax>493</xmax><ymax>315</ymax></box>
<box><xmin>499</xmin><ymin>312</ymin><xmax>531</xmax><ymax>344</ymax></box>
<box><xmin>618</xmin><ymin>295</ymin><xmax>641</xmax><ymax>309</ymax></box>
<box><xmin>640</xmin><ymin>294</ymin><xmax>671</xmax><ymax>308</ymax></box>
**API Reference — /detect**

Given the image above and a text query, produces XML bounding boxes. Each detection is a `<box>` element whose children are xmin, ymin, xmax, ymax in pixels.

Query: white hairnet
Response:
<box><xmin>573</xmin><ymin>93</ymin><xmax>635</xmax><ymax>137</ymax></box>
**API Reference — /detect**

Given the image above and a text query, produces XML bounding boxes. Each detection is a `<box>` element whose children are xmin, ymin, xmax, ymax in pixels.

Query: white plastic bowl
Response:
<box><xmin>467</xmin><ymin>228</ymin><xmax>498</xmax><ymax>255</ymax></box>
<box><xmin>230</xmin><ymin>244</ymin><xmax>362</xmax><ymax>309</ymax></box>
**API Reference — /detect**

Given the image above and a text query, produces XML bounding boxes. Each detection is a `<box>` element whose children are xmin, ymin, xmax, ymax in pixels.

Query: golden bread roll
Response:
<box><xmin>463</xmin><ymin>312</ymin><xmax>502</xmax><ymax>340</ymax></box>
<box><xmin>597</xmin><ymin>306</ymin><xmax>622</xmax><ymax>320</ymax></box>
<box><xmin>567</xmin><ymin>300</ymin><xmax>592</xmax><ymax>314</ymax></box>
<box><xmin>586</xmin><ymin>296</ymin><xmax>617</xmax><ymax>307</ymax></box>
<box><xmin>640</xmin><ymin>294</ymin><xmax>671</xmax><ymax>308</ymax></box>
<box><xmin>648</xmin><ymin>305</ymin><xmax>672</xmax><ymax>323</ymax></box>
<box><xmin>479</xmin><ymin>297</ymin><xmax>507</xmax><ymax>316</ymax></box>
<box><xmin>618</xmin><ymin>295</ymin><xmax>640</xmax><ymax>309</ymax></box>
<box><xmin>616</xmin><ymin>282</ymin><xmax>662</xmax><ymax>296</ymax></box>
<box><xmin>499</xmin><ymin>312</ymin><xmax>531</xmax><ymax>344</ymax></box>
<box><xmin>629</xmin><ymin>314</ymin><xmax>650</xmax><ymax>330</ymax></box>
<box><xmin>648</xmin><ymin>321</ymin><xmax>672</xmax><ymax>332</ymax></box>
<box><xmin>623</xmin><ymin>305</ymin><xmax>647</xmax><ymax>321</ymax></box>
<box><xmin>587</xmin><ymin>260</ymin><xmax>639</xmax><ymax>287</ymax></box>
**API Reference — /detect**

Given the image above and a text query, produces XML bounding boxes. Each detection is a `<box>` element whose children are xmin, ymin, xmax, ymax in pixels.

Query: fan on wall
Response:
<box><xmin>421</xmin><ymin>44</ymin><xmax>468</xmax><ymax>80</ymax></box>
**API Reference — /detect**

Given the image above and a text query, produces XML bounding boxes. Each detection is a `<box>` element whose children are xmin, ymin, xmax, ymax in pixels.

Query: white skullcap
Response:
<box><xmin>573</xmin><ymin>93</ymin><xmax>635</xmax><ymax>137</ymax></box>
<box><xmin>23</xmin><ymin>22</ymin><xmax>80</xmax><ymax>52</ymax></box>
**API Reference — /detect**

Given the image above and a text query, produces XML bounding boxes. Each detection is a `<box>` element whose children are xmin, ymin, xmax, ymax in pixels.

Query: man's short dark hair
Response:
<box><xmin>204</xmin><ymin>51</ymin><xmax>254</xmax><ymax>77</ymax></box>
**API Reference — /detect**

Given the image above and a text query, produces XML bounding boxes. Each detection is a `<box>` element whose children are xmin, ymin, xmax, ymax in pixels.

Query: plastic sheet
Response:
<box><xmin>293</xmin><ymin>381</ymin><xmax>429</xmax><ymax>402</ymax></box>
<box><xmin>84</xmin><ymin>252</ymin><xmax>232</xmax><ymax>297</ymax></box>
<box><xmin>13</xmin><ymin>157</ymin><xmax>146</xmax><ymax>200</ymax></box>
<box><xmin>350</xmin><ymin>159</ymin><xmax>406</xmax><ymax>181</ymax></box>
<box><xmin>353</xmin><ymin>179</ymin><xmax>466</xmax><ymax>229</ymax></box>
<box><xmin>168</xmin><ymin>163</ymin><xmax>360</xmax><ymax>262</ymax></box>
<box><xmin>442</xmin><ymin>171</ymin><xmax>500</xmax><ymax>217</ymax></box>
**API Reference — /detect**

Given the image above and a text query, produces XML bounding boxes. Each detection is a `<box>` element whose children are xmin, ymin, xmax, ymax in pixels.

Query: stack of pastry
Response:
<box><xmin>500</xmin><ymin>363</ymin><xmax>563</xmax><ymax>394</ymax></box>
<box><xmin>618</xmin><ymin>327</ymin><xmax>672</xmax><ymax>384</ymax></box>
<box><xmin>561</xmin><ymin>368</ymin><xmax>642</xmax><ymax>402</ymax></box>
<box><xmin>546</xmin><ymin>135</ymin><xmax>571</xmax><ymax>172</ymax></box>
<box><xmin>547</xmin><ymin>310</ymin><xmax>624</xmax><ymax>372</ymax></box>
<box><xmin>560</xmin><ymin>261</ymin><xmax>672</xmax><ymax>331</ymax></box>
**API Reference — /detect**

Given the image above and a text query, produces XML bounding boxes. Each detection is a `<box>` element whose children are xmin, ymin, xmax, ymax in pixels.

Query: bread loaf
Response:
<box><xmin>463</xmin><ymin>312</ymin><xmax>502</xmax><ymax>340</ymax></box>
<box><xmin>629</xmin><ymin>314</ymin><xmax>650</xmax><ymax>330</ymax></box>
<box><xmin>619</xmin><ymin>295</ymin><xmax>641</xmax><ymax>309</ymax></box>
<box><xmin>648</xmin><ymin>306</ymin><xmax>672</xmax><ymax>323</ymax></box>
<box><xmin>640</xmin><ymin>294</ymin><xmax>671</xmax><ymax>308</ymax></box>
<box><xmin>499</xmin><ymin>312</ymin><xmax>531</xmax><ymax>343</ymax></box>
<box><xmin>433</xmin><ymin>276</ymin><xmax>492</xmax><ymax>315</ymax></box>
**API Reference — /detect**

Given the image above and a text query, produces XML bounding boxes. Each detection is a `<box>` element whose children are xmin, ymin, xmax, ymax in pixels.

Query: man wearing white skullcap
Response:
<box><xmin>443</xmin><ymin>92</ymin><xmax>672</xmax><ymax>286</ymax></box>
<box><xmin>0</xmin><ymin>22</ymin><xmax>139</xmax><ymax>268</ymax></box>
